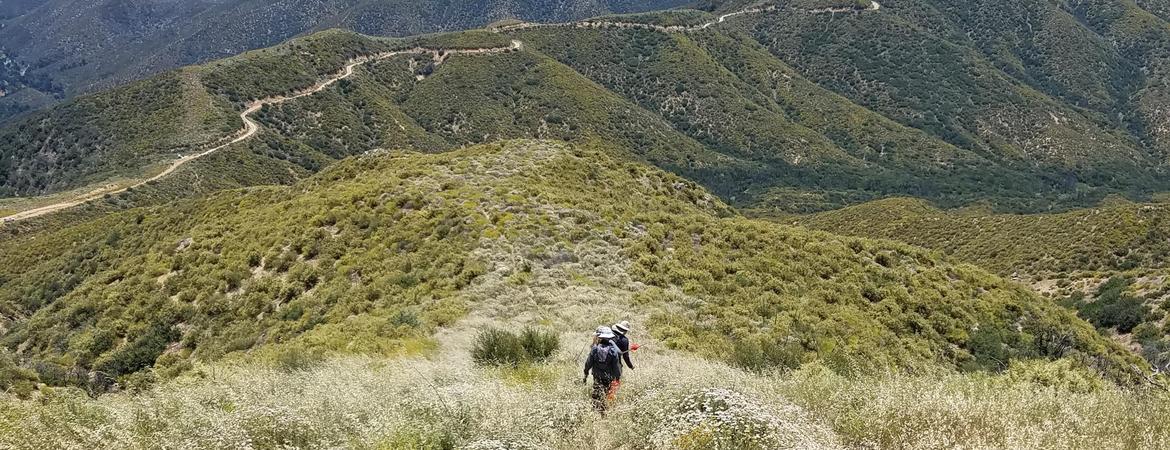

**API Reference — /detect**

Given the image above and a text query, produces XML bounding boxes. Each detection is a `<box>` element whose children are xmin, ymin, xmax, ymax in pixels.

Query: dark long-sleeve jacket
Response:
<box><xmin>583</xmin><ymin>339</ymin><xmax>622</xmax><ymax>382</ymax></box>
<box><xmin>613</xmin><ymin>334</ymin><xmax>634</xmax><ymax>369</ymax></box>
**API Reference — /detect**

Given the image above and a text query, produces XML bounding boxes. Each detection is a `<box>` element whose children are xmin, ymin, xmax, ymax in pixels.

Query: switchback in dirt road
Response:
<box><xmin>1</xmin><ymin>0</ymin><xmax>883</xmax><ymax>224</ymax></box>
<box><xmin>0</xmin><ymin>41</ymin><xmax>523</xmax><ymax>224</ymax></box>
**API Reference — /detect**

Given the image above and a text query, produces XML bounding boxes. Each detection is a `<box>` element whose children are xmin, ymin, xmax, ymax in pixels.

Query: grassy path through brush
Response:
<box><xmin>1</xmin><ymin>0</ymin><xmax>882</xmax><ymax>224</ymax></box>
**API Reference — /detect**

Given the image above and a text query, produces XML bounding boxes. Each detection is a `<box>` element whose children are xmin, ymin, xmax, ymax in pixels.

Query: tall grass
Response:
<box><xmin>3</xmin><ymin>350</ymin><xmax>1168</xmax><ymax>449</ymax></box>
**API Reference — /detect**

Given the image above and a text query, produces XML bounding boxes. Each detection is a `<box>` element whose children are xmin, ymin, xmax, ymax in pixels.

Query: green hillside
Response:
<box><xmin>0</xmin><ymin>29</ymin><xmax>407</xmax><ymax>198</ymax></box>
<box><xmin>732</xmin><ymin>2</ymin><xmax>1155</xmax><ymax>185</ymax></box>
<box><xmin>0</xmin><ymin>140</ymin><xmax>1143</xmax><ymax>393</ymax></box>
<box><xmin>798</xmin><ymin>197</ymin><xmax>1170</xmax><ymax>279</ymax></box>
<box><xmin>514</xmin><ymin>25</ymin><xmax>1053</xmax><ymax>210</ymax></box>
<box><xmin>798</xmin><ymin>197</ymin><xmax>1170</xmax><ymax>371</ymax></box>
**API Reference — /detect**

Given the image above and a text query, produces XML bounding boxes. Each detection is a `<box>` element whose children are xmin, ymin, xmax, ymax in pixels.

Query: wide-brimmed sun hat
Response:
<box><xmin>595</xmin><ymin>326</ymin><xmax>615</xmax><ymax>339</ymax></box>
<box><xmin>613</xmin><ymin>321</ymin><xmax>630</xmax><ymax>335</ymax></box>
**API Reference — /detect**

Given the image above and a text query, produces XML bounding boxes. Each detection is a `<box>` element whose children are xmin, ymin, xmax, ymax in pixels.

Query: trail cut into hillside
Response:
<box><xmin>0</xmin><ymin>41</ymin><xmax>523</xmax><ymax>224</ymax></box>
<box><xmin>0</xmin><ymin>0</ymin><xmax>882</xmax><ymax>224</ymax></box>
<box><xmin>494</xmin><ymin>1</ymin><xmax>880</xmax><ymax>32</ymax></box>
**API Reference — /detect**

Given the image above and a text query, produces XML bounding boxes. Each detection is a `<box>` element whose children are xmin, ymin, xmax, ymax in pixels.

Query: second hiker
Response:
<box><xmin>612</xmin><ymin>320</ymin><xmax>635</xmax><ymax>371</ymax></box>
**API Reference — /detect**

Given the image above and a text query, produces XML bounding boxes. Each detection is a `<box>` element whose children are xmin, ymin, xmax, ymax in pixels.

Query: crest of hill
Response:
<box><xmin>0</xmin><ymin>140</ymin><xmax>1144</xmax><ymax>390</ymax></box>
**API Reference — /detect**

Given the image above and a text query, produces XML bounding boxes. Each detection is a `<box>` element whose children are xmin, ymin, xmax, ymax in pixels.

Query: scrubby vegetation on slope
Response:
<box><xmin>0</xmin><ymin>141</ymin><xmax>1143</xmax><ymax>394</ymax></box>
<box><xmin>799</xmin><ymin>197</ymin><xmax>1170</xmax><ymax>278</ymax></box>
<box><xmin>735</xmin><ymin>3</ymin><xmax>1151</xmax><ymax>183</ymax></box>
<box><xmin>799</xmin><ymin>197</ymin><xmax>1170</xmax><ymax>371</ymax></box>
<box><xmin>0</xmin><ymin>70</ymin><xmax>237</xmax><ymax>197</ymax></box>
<box><xmin>0</xmin><ymin>30</ymin><xmax>515</xmax><ymax>199</ymax></box>
<box><xmin>517</xmin><ymin>24</ymin><xmax>1064</xmax><ymax>211</ymax></box>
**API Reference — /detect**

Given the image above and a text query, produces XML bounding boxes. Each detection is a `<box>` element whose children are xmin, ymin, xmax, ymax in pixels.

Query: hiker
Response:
<box><xmin>612</xmin><ymin>321</ymin><xmax>636</xmax><ymax>371</ymax></box>
<box><xmin>583</xmin><ymin>326</ymin><xmax>622</xmax><ymax>414</ymax></box>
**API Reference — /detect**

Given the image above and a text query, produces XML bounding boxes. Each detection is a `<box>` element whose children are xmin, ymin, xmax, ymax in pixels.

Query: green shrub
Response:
<box><xmin>472</xmin><ymin>329</ymin><xmax>528</xmax><ymax>367</ymax></box>
<box><xmin>0</xmin><ymin>351</ymin><xmax>39</xmax><ymax>398</ymax></box>
<box><xmin>1076</xmin><ymin>278</ymin><xmax>1150</xmax><ymax>333</ymax></box>
<box><xmin>273</xmin><ymin>347</ymin><xmax>326</xmax><ymax>372</ymax></box>
<box><xmin>518</xmin><ymin>328</ymin><xmax>560</xmax><ymax>362</ymax></box>
<box><xmin>472</xmin><ymin>328</ymin><xmax>560</xmax><ymax>367</ymax></box>
<box><xmin>730</xmin><ymin>336</ymin><xmax>804</xmax><ymax>373</ymax></box>
<box><xmin>120</xmin><ymin>370</ymin><xmax>158</xmax><ymax>394</ymax></box>
<box><xmin>1133</xmin><ymin>323</ymin><xmax>1162</xmax><ymax>342</ymax></box>
<box><xmin>1004</xmin><ymin>359</ymin><xmax>1105</xmax><ymax>393</ymax></box>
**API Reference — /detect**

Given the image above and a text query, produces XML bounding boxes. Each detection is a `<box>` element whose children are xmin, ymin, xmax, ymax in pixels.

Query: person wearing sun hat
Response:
<box><xmin>611</xmin><ymin>320</ymin><xmax>636</xmax><ymax>372</ymax></box>
<box><xmin>583</xmin><ymin>326</ymin><xmax>622</xmax><ymax>414</ymax></box>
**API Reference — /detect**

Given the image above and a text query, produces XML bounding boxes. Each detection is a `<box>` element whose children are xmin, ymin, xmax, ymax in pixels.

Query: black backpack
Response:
<box><xmin>590</xmin><ymin>342</ymin><xmax>621</xmax><ymax>380</ymax></box>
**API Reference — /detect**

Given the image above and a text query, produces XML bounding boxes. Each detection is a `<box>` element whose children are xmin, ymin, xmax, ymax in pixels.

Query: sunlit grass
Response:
<box><xmin>3</xmin><ymin>350</ymin><xmax>1167</xmax><ymax>449</ymax></box>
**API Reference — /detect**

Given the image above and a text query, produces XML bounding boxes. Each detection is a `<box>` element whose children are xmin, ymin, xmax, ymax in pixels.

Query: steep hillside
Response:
<box><xmin>513</xmin><ymin>24</ymin><xmax>1054</xmax><ymax>210</ymax></box>
<box><xmin>3</xmin><ymin>1</ymin><xmax>1170</xmax><ymax>211</ymax></box>
<box><xmin>798</xmin><ymin>197</ymin><xmax>1170</xmax><ymax>371</ymax></box>
<box><xmin>0</xmin><ymin>140</ymin><xmax>1142</xmax><ymax>392</ymax></box>
<box><xmin>4</xmin><ymin>2</ymin><xmax>1170</xmax><ymax>443</ymax></box>
<box><xmin>0</xmin><ymin>0</ymin><xmax>691</xmax><ymax>124</ymax></box>
<box><xmin>729</xmin><ymin>1</ymin><xmax>1158</xmax><ymax>187</ymax></box>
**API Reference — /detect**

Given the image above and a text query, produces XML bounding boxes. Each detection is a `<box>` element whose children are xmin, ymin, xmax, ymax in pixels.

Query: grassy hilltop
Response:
<box><xmin>1</xmin><ymin>140</ymin><xmax>1141</xmax><ymax>389</ymax></box>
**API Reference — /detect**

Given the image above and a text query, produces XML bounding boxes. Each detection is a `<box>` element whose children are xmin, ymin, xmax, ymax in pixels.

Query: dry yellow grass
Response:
<box><xmin>3</xmin><ymin>344</ymin><xmax>1168</xmax><ymax>449</ymax></box>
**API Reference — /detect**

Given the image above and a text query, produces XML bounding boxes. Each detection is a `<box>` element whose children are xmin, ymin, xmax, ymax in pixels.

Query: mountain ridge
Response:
<box><xmin>0</xmin><ymin>139</ymin><xmax>1145</xmax><ymax>390</ymax></box>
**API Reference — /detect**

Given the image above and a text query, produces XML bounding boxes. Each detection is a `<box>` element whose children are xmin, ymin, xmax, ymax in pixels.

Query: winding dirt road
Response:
<box><xmin>2</xmin><ymin>0</ymin><xmax>882</xmax><ymax>224</ymax></box>
<box><xmin>0</xmin><ymin>40</ymin><xmax>523</xmax><ymax>224</ymax></box>
<box><xmin>494</xmin><ymin>1</ymin><xmax>880</xmax><ymax>32</ymax></box>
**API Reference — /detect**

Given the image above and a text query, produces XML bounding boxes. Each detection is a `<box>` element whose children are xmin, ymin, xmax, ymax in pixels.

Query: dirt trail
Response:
<box><xmin>494</xmin><ymin>0</ymin><xmax>880</xmax><ymax>33</ymax></box>
<box><xmin>0</xmin><ymin>40</ymin><xmax>523</xmax><ymax>224</ymax></box>
<box><xmin>2</xmin><ymin>0</ymin><xmax>884</xmax><ymax>224</ymax></box>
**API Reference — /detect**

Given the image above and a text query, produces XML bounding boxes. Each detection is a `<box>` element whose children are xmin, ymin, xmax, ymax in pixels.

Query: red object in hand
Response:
<box><xmin>630</xmin><ymin>343</ymin><xmax>640</xmax><ymax>351</ymax></box>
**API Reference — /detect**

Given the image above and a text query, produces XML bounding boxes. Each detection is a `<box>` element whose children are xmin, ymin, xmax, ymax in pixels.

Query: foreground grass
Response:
<box><xmin>3</xmin><ymin>349</ymin><xmax>1167</xmax><ymax>449</ymax></box>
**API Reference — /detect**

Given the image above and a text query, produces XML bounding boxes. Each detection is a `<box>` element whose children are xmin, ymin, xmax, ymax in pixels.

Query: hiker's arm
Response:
<box><xmin>622</xmin><ymin>351</ymin><xmax>634</xmax><ymax>369</ymax></box>
<box><xmin>583</xmin><ymin>354</ymin><xmax>593</xmax><ymax>378</ymax></box>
